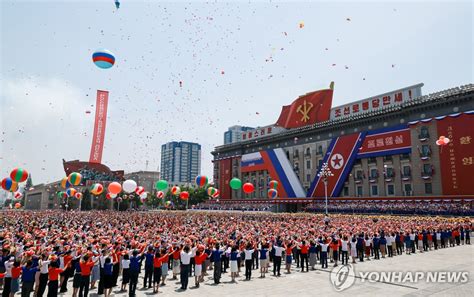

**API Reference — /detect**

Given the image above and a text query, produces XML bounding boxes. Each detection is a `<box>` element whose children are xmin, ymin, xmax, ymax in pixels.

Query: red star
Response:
<box><xmin>333</xmin><ymin>155</ymin><xmax>342</xmax><ymax>166</ymax></box>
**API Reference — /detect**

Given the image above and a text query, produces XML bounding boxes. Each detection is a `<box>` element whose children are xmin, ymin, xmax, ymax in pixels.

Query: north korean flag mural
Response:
<box><xmin>436</xmin><ymin>111</ymin><xmax>474</xmax><ymax>195</ymax></box>
<box><xmin>241</xmin><ymin>148</ymin><xmax>306</xmax><ymax>198</ymax></box>
<box><xmin>308</xmin><ymin>132</ymin><xmax>366</xmax><ymax>197</ymax></box>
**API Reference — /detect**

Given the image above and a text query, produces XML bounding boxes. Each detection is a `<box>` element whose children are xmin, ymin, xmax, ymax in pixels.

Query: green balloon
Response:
<box><xmin>155</xmin><ymin>180</ymin><xmax>168</xmax><ymax>191</ymax></box>
<box><xmin>229</xmin><ymin>178</ymin><xmax>242</xmax><ymax>190</ymax></box>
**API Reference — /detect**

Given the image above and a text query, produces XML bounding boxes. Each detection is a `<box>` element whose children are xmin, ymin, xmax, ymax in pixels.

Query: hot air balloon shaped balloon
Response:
<box><xmin>90</xmin><ymin>183</ymin><xmax>104</xmax><ymax>195</ymax></box>
<box><xmin>92</xmin><ymin>49</ymin><xmax>115</xmax><ymax>69</ymax></box>
<box><xmin>66</xmin><ymin>188</ymin><xmax>77</xmax><ymax>198</ymax></box>
<box><xmin>68</xmin><ymin>172</ymin><xmax>82</xmax><ymax>186</ymax></box>
<box><xmin>60</xmin><ymin>177</ymin><xmax>72</xmax><ymax>189</ymax></box>
<box><xmin>171</xmin><ymin>186</ymin><xmax>181</xmax><ymax>195</ymax></box>
<box><xmin>268</xmin><ymin>180</ymin><xmax>278</xmax><ymax>190</ymax></box>
<box><xmin>195</xmin><ymin>175</ymin><xmax>208</xmax><ymax>187</ymax></box>
<box><xmin>10</xmin><ymin>168</ymin><xmax>29</xmax><ymax>183</ymax></box>
<box><xmin>1</xmin><ymin>178</ymin><xmax>18</xmax><ymax>192</ymax></box>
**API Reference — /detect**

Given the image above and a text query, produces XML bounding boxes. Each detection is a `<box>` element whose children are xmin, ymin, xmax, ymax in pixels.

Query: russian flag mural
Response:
<box><xmin>241</xmin><ymin>148</ymin><xmax>306</xmax><ymax>198</ymax></box>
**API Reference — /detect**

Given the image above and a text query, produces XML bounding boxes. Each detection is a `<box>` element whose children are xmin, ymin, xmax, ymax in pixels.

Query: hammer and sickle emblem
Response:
<box><xmin>296</xmin><ymin>100</ymin><xmax>314</xmax><ymax>122</ymax></box>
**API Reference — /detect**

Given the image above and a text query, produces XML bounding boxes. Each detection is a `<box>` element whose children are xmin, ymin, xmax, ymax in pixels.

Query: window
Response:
<box><xmin>420</xmin><ymin>126</ymin><xmax>429</xmax><ymax>138</ymax></box>
<box><xmin>318</xmin><ymin>145</ymin><xmax>323</xmax><ymax>154</ymax></box>
<box><xmin>356</xmin><ymin>170</ymin><xmax>363</xmax><ymax>179</ymax></box>
<box><xmin>370</xmin><ymin>168</ymin><xmax>378</xmax><ymax>179</ymax></box>
<box><xmin>293</xmin><ymin>149</ymin><xmax>299</xmax><ymax>158</ymax></box>
<box><xmin>425</xmin><ymin>183</ymin><xmax>433</xmax><ymax>194</ymax></box>
<box><xmin>371</xmin><ymin>185</ymin><xmax>378</xmax><ymax>196</ymax></box>
<box><xmin>383</xmin><ymin>155</ymin><xmax>393</xmax><ymax>162</ymax></box>
<box><xmin>306</xmin><ymin>174</ymin><xmax>311</xmax><ymax>182</ymax></box>
<box><xmin>423</xmin><ymin>164</ymin><xmax>433</xmax><ymax>175</ymax></box>
<box><xmin>400</xmin><ymin>153</ymin><xmax>410</xmax><ymax>160</ymax></box>
<box><xmin>404</xmin><ymin>184</ymin><xmax>412</xmax><ymax>194</ymax></box>
<box><xmin>387</xmin><ymin>184</ymin><xmax>395</xmax><ymax>195</ymax></box>
<box><xmin>385</xmin><ymin>167</ymin><xmax>394</xmax><ymax>178</ymax></box>
<box><xmin>306</xmin><ymin>160</ymin><xmax>311</xmax><ymax>169</ymax></box>
<box><xmin>421</xmin><ymin>145</ymin><xmax>431</xmax><ymax>156</ymax></box>
<box><xmin>286</xmin><ymin>151</ymin><xmax>290</xmax><ymax>159</ymax></box>
<box><xmin>343</xmin><ymin>187</ymin><xmax>349</xmax><ymax>196</ymax></box>
<box><xmin>368</xmin><ymin>157</ymin><xmax>377</xmax><ymax>164</ymax></box>
<box><xmin>357</xmin><ymin>186</ymin><xmax>363</xmax><ymax>197</ymax></box>
<box><xmin>402</xmin><ymin>166</ymin><xmax>411</xmax><ymax>176</ymax></box>
<box><xmin>305</xmin><ymin>147</ymin><xmax>311</xmax><ymax>156</ymax></box>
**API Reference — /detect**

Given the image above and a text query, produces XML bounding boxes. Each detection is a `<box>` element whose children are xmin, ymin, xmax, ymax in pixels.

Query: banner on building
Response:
<box><xmin>436</xmin><ymin>112</ymin><xmax>474</xmax><ymax>195</ymax></box>
<box><xmin>218</xmin><ymin>158</ymin><xmax>233</xmax><ymax>199</ymax></box>
<box><xmin>241</xmin><ymin>148</ymin><xmax>306</xmax><ymax>198</ymax></box>
<box><xmin>276</xmin><ymin>87</ymin><xmax>333</xmax><ymax>129</ymax></box>
<box><xmin>358</xmin><ymin>125</ymin><xmax>411</xmax><ymax>158</ymax></box>
<box><xmin>89</xmin><ymin>90</ymin><xmax>109</xmax><ymax>163</ymax></box>
<box><xmin>308</xmin><ymin>132</ymin><xmax>366</xmax><ymax>198</ymax></box>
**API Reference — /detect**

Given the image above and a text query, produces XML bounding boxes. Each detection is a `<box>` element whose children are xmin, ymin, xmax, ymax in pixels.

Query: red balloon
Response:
<box><xmin>108</xmin><ymin>182</ymin><xmax>122</xmax><ymax>195</ymax></box>
<box><xmin>180</xmin><ymin>191</ymin><xmax>189</xmax><ymax>200</ymax></box>
<box><xmin>242</xmin><ymin>182</ymin><xmax>254</xmax><ymax>194</ymax></box>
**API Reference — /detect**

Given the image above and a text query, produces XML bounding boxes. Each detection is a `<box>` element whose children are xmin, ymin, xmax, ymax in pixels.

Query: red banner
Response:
<box><xmin>89</xmin><ymin>90</ymin><xmax>109</xmax><ymax>163</ymax></box>
<box><xmin>218</xmin><ymin>158</ymin><xmax>233</xmax><ymax>199</ymax></box>
<box><xmin>437</xmin><ymin>113</ymin><xmax>474</xmax><ymax>195</ymax></box>
<box><xmin>276</xmin><ymin>88</ymin><xmax>333</xmax><ymax>129</ymax></box>
<box><xmin>358</xmin><ymin>128</ymin><xmax>411</xmax><ymax>157</ymax></box>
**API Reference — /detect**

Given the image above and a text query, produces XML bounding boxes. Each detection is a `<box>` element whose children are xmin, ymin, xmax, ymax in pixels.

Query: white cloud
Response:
<box><xmin>0</xmin><ymin>77</ymin><xmax>92</xmax><ymax>184</ymax></box>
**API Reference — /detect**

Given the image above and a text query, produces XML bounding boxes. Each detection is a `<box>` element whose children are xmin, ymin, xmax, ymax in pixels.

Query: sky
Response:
<box><xmin>0</xmin><ymin>0</ymin><xmax>472</xmax><ymax>186</ymax></box>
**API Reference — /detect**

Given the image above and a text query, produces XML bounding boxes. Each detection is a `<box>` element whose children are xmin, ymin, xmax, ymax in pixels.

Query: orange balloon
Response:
<box><xmin>439</xmin><ymin>136</ymin><xmax>445</xmax><ymax>140</ymax></box>
<box><xmin>108</xmin><ymin>182</ymin><xmax>122</xmax><ymax>195</ymax></box>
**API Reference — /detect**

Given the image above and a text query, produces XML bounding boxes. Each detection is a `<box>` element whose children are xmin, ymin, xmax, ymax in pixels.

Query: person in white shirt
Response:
<box><xmin>341</xmin><ymin>236</ymin><xmax>349</xmax><ymax>265</ymax></box>
<box><xmin>319</xmin><ymin>239</ymin><xmax>329</xmax><ymax>269</ymax></box>
<box><xmin>37</xmin><ymin>255</ymin><xmax>50</xmax><ymax>297</ymax></box>
<box><xmin>243</xmin><ymin>243</ymin><xmax>255</xmax><ymax>280</ymax></box>
<box><xmin>179</xmin><ymin>245</ymin><xmax>195</xmax><ymax>290</ymax></box>
<box><xmin>273</xmin><ymin>242</ymin><xmax>284</xmax><ymax>277</ymax></box>
<box><xmin>120</xmin><ymin>254</ymin><xmax>130</xmax><ymax>292</ymax></box>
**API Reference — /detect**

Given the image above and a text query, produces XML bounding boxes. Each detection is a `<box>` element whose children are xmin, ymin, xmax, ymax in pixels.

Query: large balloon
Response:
<box><xmin>140</xmin><ymin>192</ymin><xmax>148</xmax><ymax>199</ymax></box>
<box><xmin>68</xmin><ymin>172</ymin><xmax>82</xmax><ymax>186</ymax></box>
<box><xmin>108</xmin><ymin>182</ymin><xmax>122</xmax><ymax>195</ymax></box>
<box><xmin>171</xmin><ymin>186</ymin><xmax>181</xmax><ymax>195</ymax></box>
<box><xmin>242</xmin><ymin>182</ymin><xmax>254</xmax><ymax>194</ymax></box>
<box><xmin>1</xmin><ymin>178</ymin><xmax>18</xmax><ymax>192</ymax></box>
<box><xmin>10</xmin><ymin>168</ymin><xmax>29</xmax><ymax>183</ymax></box>
<box><xmin>229</xmin><ymin>178</ymin><xmax>242</xmax><ymax>190</ymax></box>
<box><xmin>75</xmin><ymin>192</ymin><xmax>83</xmax><ymax>200</ymax></box>
<box><xmin>267</xmin><ymin>189</ymin><xmax>278</xmax><ymax>199</ymax></box>
<box><xmin>207</xmin><ymin>187</ymin><xmax>217</xmax><ymax>196</ymax></box>
<box><xmin>58</xmin><ymin>191</ymin><xmax>68</xmax><ymax>199</ymax></box>
<box><xmin>180</xmin><ymin>191</ymin><xmax>189</xmax><ymax>200</ymax></box>
<box><xmin>156</xmin><ymin>191</ymin><xmax>165</xmax><ymax>198</ymax></box>
<box><xmin>14</xmin><ymin>202</ymin><xmax>21</xmax><ymax>209</ymax></box>
<box><xmin>123</xmin><ymin>180</ymin><xmax>137</xmax><ymax>193</ymax></box>
<box><xmin>135</xmin><ymin>186</ymin><xmax>145</xmax><ymax>196</ymax></box>
<box><xmin>268</xmin><ymin>180</ymin><xmax>278</xmax><ymax>190</ymax></box>
<box><xmin>155</xmin><ymin>180</ymin><xmax>168</xmax><ymax>191</ymax></box>
<box><xmin>90</xmin><ymin>183</ymin><xmax>104</xmax><ymax>195</ymax></box>
<box><xmin>66</xmin><ymin>188</ymin><xmax>77</xmax><ymax>198</ymax></box>
<box><xmin>92</xmin><ymin>49</ymin><xmax>115</xmax><ymax>69</ymax></box>
<box><xmin>60</xmin><ymin>177</ymin><xmax>72</xmax><ymax>189</ymax></box>
<box><xmin>14</xmin><ymin>191</ymin><xmax>23</xmax><ymax>200</ymax></box>
<box><xmin>195</xmin><ymin>175</ymin><xmax>208</xmax><ymax>187</ymax></box>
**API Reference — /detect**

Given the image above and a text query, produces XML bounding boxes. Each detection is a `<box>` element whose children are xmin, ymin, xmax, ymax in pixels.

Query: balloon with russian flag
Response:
<box><xmin>195</xmin><ymin>175</ymin><xmax>208</xmax><ymax>187</ymax></box>
<box><xmin>10</xmin><ymin>168</ymin><xmax>29</xmax><ymax>183</ymax></box>
<box><xmin>92</xmin><ymin>49</ymin><xmax>115</xmax><ymax>69</ymax></box>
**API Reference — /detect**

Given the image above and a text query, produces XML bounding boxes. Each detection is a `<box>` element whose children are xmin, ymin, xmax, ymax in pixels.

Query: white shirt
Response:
<box><xmin>121</xmin><ymin>259</ymin><xmax>130</xmax><ymax>269</ymax></box>
<box><xmin>180</xmin><ymin>251</ymin><xmax>192</xmax><ymax>265</ymax></box>
<box><xmin>386</xmin><ymin>237</ymin><xmax>392</xmax><ymax>246</ymax></box>
<box><xmin>4</xmin><ymin>261</ymin><xmax>13</xmax><ymax>277</ymax></box>
<box><xmin>40</xmin><ymin>260</ymin><xmax>50</xmax><ymax>274</ymax></box>
<box><xmin>320</xmin><ymin>243</ymin><xmax>329</xmax><ymax>252</ymax></box>
<box><xmin>274</xmin><ymin>246</ymin><xmax>284</xmax><ymax>257</ymax></box>
<box><xmin>244</xmin><ymin>249</ymin><xmax>254</xmax><ymax>260</ymax></box>
<box><xmin>341</xmin><ymin>241</ymin><xmax>348</xmax><ymax>251</ymax></box>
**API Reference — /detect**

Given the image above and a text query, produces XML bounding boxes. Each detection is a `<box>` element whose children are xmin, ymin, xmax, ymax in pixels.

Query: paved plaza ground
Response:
<box><xmin>73</xmin><ymin>244</ymin><xmax>474</xmax><ymax>297</ymax></box>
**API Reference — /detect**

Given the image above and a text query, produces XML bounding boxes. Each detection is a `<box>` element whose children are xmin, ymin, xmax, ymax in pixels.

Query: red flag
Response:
<box><xmin>276</xmin><ymin>85</ymin><xmax>333</xmax><ymax>129</ymax></box>
<box><xmin>89</xmin><ymin>90</ymin><xmax>109</xmax><ymax>163</ymax></box>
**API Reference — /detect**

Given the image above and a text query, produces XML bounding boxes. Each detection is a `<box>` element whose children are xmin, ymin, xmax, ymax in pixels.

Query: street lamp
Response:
<box><xmin>317</xmin><ymin>162</ymin><xmax>334</xmax><ymax>215</ymax></box>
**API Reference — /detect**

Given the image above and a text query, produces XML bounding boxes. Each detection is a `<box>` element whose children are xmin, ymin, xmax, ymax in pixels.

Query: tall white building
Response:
<box><xmin>160</xmin><ymin>141</ymin><xmax>201</xmax><ymax>183</ymax></box>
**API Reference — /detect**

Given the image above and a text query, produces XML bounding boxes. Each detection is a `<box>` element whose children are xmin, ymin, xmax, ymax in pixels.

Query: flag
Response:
<box><xmin>276</xmin><ymin>83</ymin><xmax>334</xmax><ymax>129</ymax></box>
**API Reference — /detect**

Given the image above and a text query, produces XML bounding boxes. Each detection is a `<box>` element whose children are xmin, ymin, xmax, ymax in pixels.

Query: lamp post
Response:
<box><xmin>317</xmin><ymin>162</ymin><xmax>334</xmax><ymax>215</ymax></box>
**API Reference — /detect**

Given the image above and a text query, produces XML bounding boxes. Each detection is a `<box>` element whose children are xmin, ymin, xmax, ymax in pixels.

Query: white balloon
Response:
<box><xmin>123</xmin><ymin>180</ymin><xmax>137</xmax><ymax>193</ymax></box>
<box><xmin>140</xmin><ymin>192</ymin><xmax>147</xmax><ymax>199</ymax></box>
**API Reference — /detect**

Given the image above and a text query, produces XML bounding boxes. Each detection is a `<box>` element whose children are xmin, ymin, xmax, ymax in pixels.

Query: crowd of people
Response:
<box><xmin>194</xmin><ymin>202</ymin><xmax>272</xmax><ymax>212</ymax></box>
<box><xmin>305</xmin><ymin>200</ymin><xmax>474</xmax><ymax>216</ymax></box>
<box><xmin>0</xmin><ymin>210</ymin><xmax>471</xmax><ymax>297</ymax></box>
